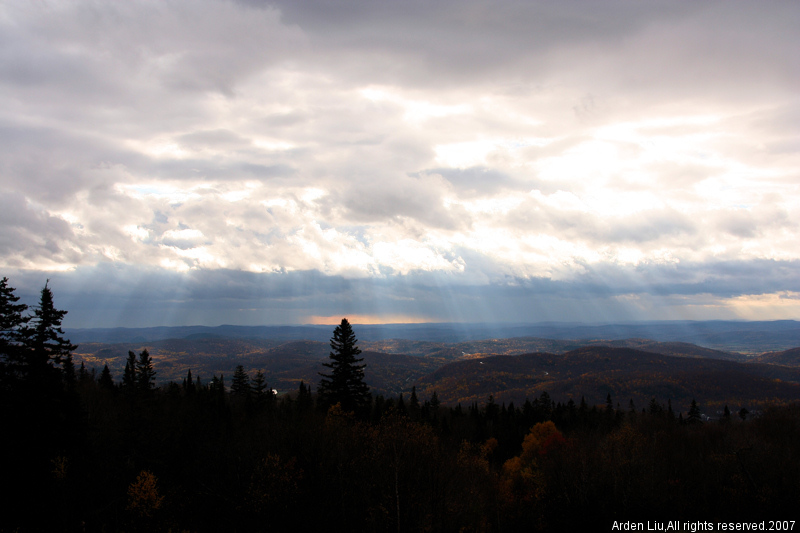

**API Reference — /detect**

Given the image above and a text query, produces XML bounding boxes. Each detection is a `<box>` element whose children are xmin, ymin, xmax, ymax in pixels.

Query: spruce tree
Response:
<box><xmin>687</xmin><ymin>399</ymin><xmax>702</xmax><ymax>424</ymax></box>
<box><xmin>231</xmin><ymin>364</ymin><xmax>251</xmax><ymax>397</ymax></box>
<box><xmin>136</xmin><ymin>349</ymin><xmax>156</xmax><ymax>391</ymax></box>
<box><xmin>0</xmin><ymin>277</ymin><xmax>29</xmax><ymax>384</ymax></box>
<box><xmin>99</xmin><ymin>364</ymin><xmax>114</xmax><ymax>391</ymax></box>
<box><xmin>78</xmin><ymin>360</ymin><xmax>90</xmax><ymax>383</ymax></box>
<box><xmin>21</xmin><ymin>281</ymin><xmax>77</xmax><ymax>388</ymax></box>
<box><xmin>430</xmin><ymin>390</ymin><xmax>440</xmax><ymax>411</ymax></box>
<box><xmin>317</xmin><ymin>318</ymin><xmax>370</xmax><ymax>413</ymax></box>
<box><xmin>251</xmin><ymin>369</ymin><xmax>266</xmax><ymax>395</ymax></box>
<box><xmin>122</xmin><ymin>351</ymin><xmax>137</xmax><ymax>391</ymax></box>
<box><xmin>408</xmin><ymin>385</ymin><xmax>421</xmax><ymax>419</ymax></box>
<box><xmin>184</xmin><ymin>369</ymin><xmax>196</xmax><ymax>394</ymax></box>
<box><xmin>296</xmin><ymin>380</ymin><xmax>313</xmax><ymax>412</ymax></box>
<box><xmin>251</xmin><ymin>369</ymin><xmax>276</xmax><ymax>409</ymax></box>
<box><xmin>63</xmin><ymin>353</ymin><xmax>76</xmax><ymax>389</ymax></box>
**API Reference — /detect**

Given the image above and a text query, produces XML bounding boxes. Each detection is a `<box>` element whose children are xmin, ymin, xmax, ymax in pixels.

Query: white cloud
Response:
<box><xmin>1</xmin><ymin>0</ymin><xmax>799</xmax><ymax>325</ymax></box>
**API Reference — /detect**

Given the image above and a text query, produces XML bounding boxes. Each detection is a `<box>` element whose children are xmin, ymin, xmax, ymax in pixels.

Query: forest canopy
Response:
<box><xmin>2</xmin><ymin>276</ymin><xmax>800</xmax><ymax>531</ymax></box>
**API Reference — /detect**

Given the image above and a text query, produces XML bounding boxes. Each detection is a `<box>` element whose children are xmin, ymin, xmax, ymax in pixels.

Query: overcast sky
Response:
<box><xmin>1</xmin><ymin>0</ymin><xmax>799</xmax><ymax>328</ymax></box>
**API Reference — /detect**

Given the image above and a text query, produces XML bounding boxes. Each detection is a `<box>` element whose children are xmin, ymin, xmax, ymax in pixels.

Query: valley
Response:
<box><xmin>72</xmin><ymin>321</ymin><xmax>800</xmax><ymax>413</ymax></box>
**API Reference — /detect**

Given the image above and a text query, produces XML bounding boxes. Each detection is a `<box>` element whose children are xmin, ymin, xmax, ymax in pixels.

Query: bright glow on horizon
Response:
<box><xmin>307</xmin><ymin>314</ymin><xmax>435</xmax><ymax>326</ymax></box>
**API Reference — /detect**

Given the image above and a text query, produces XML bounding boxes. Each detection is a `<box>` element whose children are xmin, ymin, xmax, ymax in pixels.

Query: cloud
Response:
<box><xmin>1</xmin><ymin>0</ymin><xmax>799</xmax><ymax>325</ymax></box>
<box><xmin>0</xmin><ymin>193</ymin><xmax>78</xmax><ymax>268</ymax></box>
<box><xmin>8</xmin><ymin>257</ymin><xmax>798</xmax><ymax>328</ymax></box>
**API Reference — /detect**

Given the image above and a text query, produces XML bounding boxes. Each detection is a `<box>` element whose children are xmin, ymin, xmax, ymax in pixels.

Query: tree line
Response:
<box><xmin>2</xmin><ymin>277</ymin><xmax>800</xmax><ymax>532</ymax></box>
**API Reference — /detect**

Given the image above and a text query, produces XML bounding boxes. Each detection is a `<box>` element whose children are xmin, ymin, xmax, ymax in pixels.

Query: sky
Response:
<box><xmin>1</xmin><ymin>0</ymin><xmax>799</xmax><ymax>328</ymax></box>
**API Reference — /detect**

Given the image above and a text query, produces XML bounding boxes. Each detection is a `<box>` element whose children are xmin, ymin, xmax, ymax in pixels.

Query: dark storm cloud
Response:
<box><xmin>557</xmin><ymin>259</ymin><xmax>800</xmax><ymax>299</ymax></box>
<box><xmin>6</xmin><ymin>257</ymin><xmax>798</xmax><ymax>328</ymax></box>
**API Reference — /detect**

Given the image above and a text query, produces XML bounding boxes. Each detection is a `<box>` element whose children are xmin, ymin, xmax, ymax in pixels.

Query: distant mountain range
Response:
<box><xmin>70</xmin><ymin>320</ymin><xmax>800</xmax><ymax>412</ymax></box>
<box><xmin>67</xmin><ymin>319</ymin><xmax>800</xmax><ymax>353</ymax></box>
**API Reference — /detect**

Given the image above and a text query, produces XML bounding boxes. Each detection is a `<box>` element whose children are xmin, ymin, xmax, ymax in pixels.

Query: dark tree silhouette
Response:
<box><xmin>122</xmin><ymin>350</ymin><xmax>137</xmax><ymax>391</ymax></box>
<box><xmin>21</xmin><ymin>281</ymin><xmax>77</xmax><ymax>387</ymax></box>
<box><xmin>688</xmin><ymin>399</ymin><xmax>702</xmax><ymax>424</ymax></box>
<box><xmin>232</xmin><ymin>364</ymin><xmax>251</xmax><ymax>397</ymax></box>
<box><xmin>99</xmin><ymin>363</ymin><xmax>114</xmax><ymax>391</ymax></box>
<box><xmin>136</xmin><ymin>349</ymin><xmax>156</xmax><ymax>391</ymax></box>
<box><xmin>0</xmin><ymin>277</ymin><xmax>29</xmax><ymax>384</ymax></box>
<box><xmin>296</xmin><ymin>379</ymin><xmax>313</xmax><ymax>412</ymax></box>
<box><xmin>251</xmin><ymin>369</ymin><xmax>266</xmax><ymax>396</ymax></box>
<box><xmin>317</xmin><ymin>318</ymin><xmax>370</xmax><ymax>413</ymax></box>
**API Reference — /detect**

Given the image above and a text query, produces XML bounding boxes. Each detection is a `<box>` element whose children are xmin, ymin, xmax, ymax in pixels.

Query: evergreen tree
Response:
<box><xmin>78</xmin><ymin>360</ymin><xmax>90</xmax><ymax>383</ymax></box>
<box><xmin>20</xmin><ymin>281</ymin><xmax>77</xmax><ymax>387</ymax></box>
<box><xmin>296</xmin><ymin>379</ymin><xmax>313</xmax><ymax>412</ymax></box>
<box><xmin>231</xmin><ymin>364</ymin><xmax>251</xmax><ymax>397</ymax></box>
<box><xmin>184</xmin><ymin>369</ymin><xmax>196</xmax><ymax>394</ymax></box>
<box><xmin>396</xmin><ymin>393</ymin><xmax>407</xmax><ymax>415</ymax></box>
<box><xmin>210</xmin><ymin>373</ymin><xmax>226</xmax><ymax>395</ymax></box>
<box><xmin>99</xmin><ymin>364</ymin><xmax>114</xmax><ymax>391</ymax></box>
<box><xmin>136</xmin><ymin>349</ymin><xmax>156</xmax><ymax>391</ymax></box>
<box><xmin>687</xmin><ymin>399</ymin><xmax>702</xmax><ymax>424</ymax></box>
<box><xmin>408</xmin><ymin>385</ymin><xmax>421</xmax><ymax>418</ymax></box>
<box><xmin>317</xmin><ymin>318</ymin><xmax>370</xmax><ymax>412</ymax></box>
<box><xmin>430</xmin><ymin>390</ymin><xmax>440</xmax><ymax>411</ymax></box>
<box><xmin>250</xmin><ymin>370</ymin><xmax>268</xmax><ymax>397</ymax></box>
<box><xmin>537</xmin><ymin>391</ymin><xmax>553</xmax><ymax>421</ymax></box>
<box><xmin>122</xmin><ymin>351</ymin><xmax>137</xmax><ymax>391</ymax></box>
<box><xmin>251</xmin><ymin>369</ymin><xmax>268</xmax><ymax>402</ymax></box>
<box><xmin>485</xmin><ymin>394</ymin><xmax>499</xmax><ymax>425</ymax></box>
<box><xmin>63</xmin><ymin>353</ymin><xmax>77</xmax><ymax>389</ymax></box>
<box><xmin>648</xmin><ymin>397</ymin><xmax>663</xmax><ymax>416</ymax></box>
<box><xmin>0</xmin><ymin>277</ymin><xmax>30</xmax><ymax>382</ymax></box>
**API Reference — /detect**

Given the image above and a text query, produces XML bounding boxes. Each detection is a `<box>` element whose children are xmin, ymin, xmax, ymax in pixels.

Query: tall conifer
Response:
<box><xmin>21</xmin><ymin>281</ymin><xmax>76</xmax><ymax>388</ymax></box>
<box><xmin>136</xmin><ymin>349</ymin><xmax>156</xmax><ymax>391</ymax></box>
<box><xmin>122</xmin><ymin>351</ymin><xmax>137</xmax><ymax>391</ymax></box>
<box><xmin>0</xmin><ymin>277</ymin><xmax>29</xmax><ymax>383</ymax></box>
<box><xmin>317</xmin><ymin>318</ymin><xmax>370</xmax><ymax>413</ymax></box>
<box><xmin>231</xmin><ymin>364</ymin><xmax>251</xmax><ymax>397</ymax></box>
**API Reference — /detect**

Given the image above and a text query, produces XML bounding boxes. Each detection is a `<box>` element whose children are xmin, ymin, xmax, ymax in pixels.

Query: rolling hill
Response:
<box><xmin>748</xmin><ymin>347</ymin><xmax>800</xmax><ymax>367</ymax></box>
<box><xmin>413</xmin><ymin>346</ymin><xmax>800</xmax><ymax>411</ymax></box>
<box><xmin>72</xmin><ymin>334</ymin><xmax>800</xmax><ymax>411</ymax></box>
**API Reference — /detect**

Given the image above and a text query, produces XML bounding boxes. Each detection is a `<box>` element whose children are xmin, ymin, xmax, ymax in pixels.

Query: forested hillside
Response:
<box><xmin>4</xmin><ymin>278</ymin><xmax>800</xmax><ymax>531</ymax></box>
<box><xmin>415</xmin><ymin>347</ymin><xmax>800</xmax><ymax>409</ymax></box>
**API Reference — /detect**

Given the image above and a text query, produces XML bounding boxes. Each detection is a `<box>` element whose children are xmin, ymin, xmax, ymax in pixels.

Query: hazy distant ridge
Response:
<box><xmin>67</xmin><ymin>320</ymin><xmax>800</xmax><ymax>353</ymax></box>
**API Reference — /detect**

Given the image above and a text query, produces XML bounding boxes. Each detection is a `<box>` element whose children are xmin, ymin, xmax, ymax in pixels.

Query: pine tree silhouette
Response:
<box><xmin>22</xmin><ymin>281</ymin><xmax>77</xmax><ymax>389</ymax></box>
<box><xmin>317</xmin><ymin>318</ymin><xmax>370</xmax><ymax>413</ymax></box>
<box><xmin>136</xmin><ymin>349</ymin><xmax>156</xmax><ymax>392</ymax></box>
<box><xmin>0</xmin><ymin>277</ymin><xmax>29</xmax><ymax>384</ymax></box>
